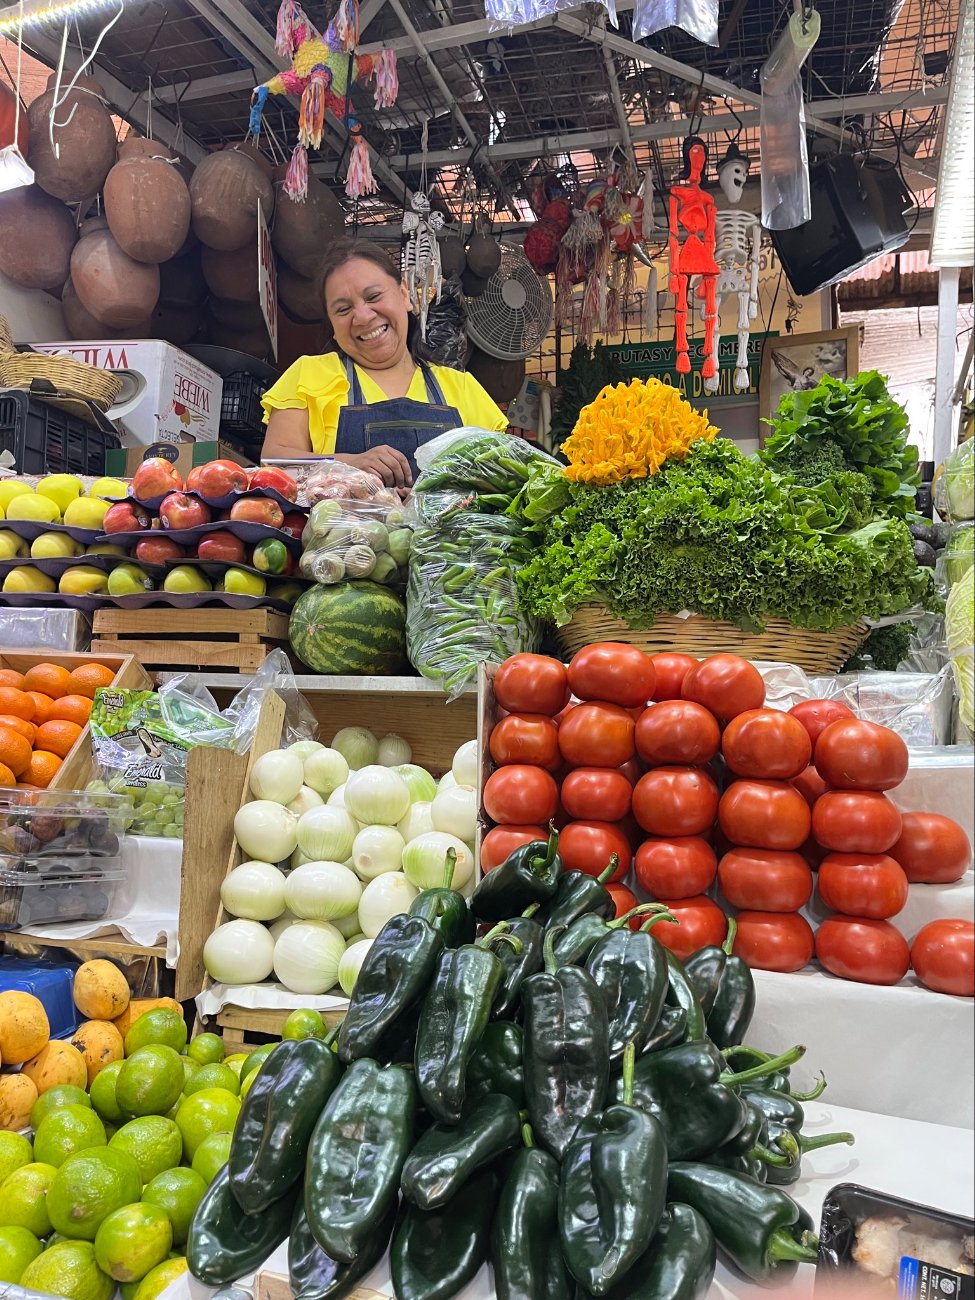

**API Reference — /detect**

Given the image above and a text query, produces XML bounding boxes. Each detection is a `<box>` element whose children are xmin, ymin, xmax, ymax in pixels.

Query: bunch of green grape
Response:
<box><xmin>86</xmin><ymin>779</ymin><xmax>185</xmax><ymax>839</ymax></box>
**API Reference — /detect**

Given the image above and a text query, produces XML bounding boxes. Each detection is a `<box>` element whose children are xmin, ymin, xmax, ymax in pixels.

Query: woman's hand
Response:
<box><xmin>336</xmin><ymin>446</ymin><xmax>413</xmax><ymax>488</ymax></box>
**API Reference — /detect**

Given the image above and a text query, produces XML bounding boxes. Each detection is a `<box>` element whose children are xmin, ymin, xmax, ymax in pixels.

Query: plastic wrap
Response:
<box><xmin>299</xmin><ymin>496</ymin><xmax>414</xmax><ymax>589</ymax></box>
<box><xmin>935</xmin><ymin>437</ymin><xmax>975</xmax><ymax>521</ymax></box>
<box><xmin>936</xmin><ymin>520</ymin><xmax>975</xmax><ymax>590</ymax></box>
<box><xmin>414</xmin><ymin>273</ymin><xmax>468</xmax><ymax>371</ymax></box>
<box><xmin>0</xmin><ymin>607</ymin><xmax>91</xmax><ymax>650</ymax></box>
<box><xmin>414</xmin><ymin>427</ymin><xmax>561</xmax><ymax>500</ymax></box>
<box><xmin>485</xmin><ymin>0</ymin><xmax>617</xmax><ymax>30</ymax></box>
<box><xmin>632</xmin><ymin>0</ymin><xmax>718</xmax><ymax>45</ymax></box>
<box><xmin>806</xmin><ymin>666</ymin><xmax>955</xmax><ymax>747</ymax></box>
<box><xmin>760</xmin><ymin>9</ymin><xmax>821</xmax><ymax>230</ymax></box>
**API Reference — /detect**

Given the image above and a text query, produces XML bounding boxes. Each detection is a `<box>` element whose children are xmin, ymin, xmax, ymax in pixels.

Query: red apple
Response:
<box><xmin>134</xmin><ymin>536</ymin><xmax>185</xmax><ymax>564</ymax></box>
<box><xmin>197</xmin><ymin>530</ymin><xmax>247</xmax><ymax>563</ymax></box>
<box><xmin>131</xmin><ymin>457</ymin><xmax>183</xmax><ymax>498</ymax></box>
<box><xmin>249</xmin><ymin>467</ymin><xmax>298</xmax><ymax>501</ymax></box>
<box><xmin>280</xmin><ymin>512</ymin><xmax>306</xmax><ymax>541</ymax></box>
<box><xmin>186</xmin><ymin>460</ymin><xmax>250</xmax><ymax>498</ymax></box>
<box><xmin>103</xmin><ymin>501</ymin><xmax>151</xmax><ymax>533</ymax></box>
<box><xmin>159</xmin><ymin>492</ymin><xmax>212</xmax><ymax>530</ymax></box>
<box><xmin>230</xmin><ymin>497</ymin><xmax>285</xmax><ymax>528</ymax></box>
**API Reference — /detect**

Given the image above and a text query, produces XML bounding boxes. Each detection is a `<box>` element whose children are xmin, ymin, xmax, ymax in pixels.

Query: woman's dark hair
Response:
<box><xmin>317</xmin><ymin>237</ymin><xmax>419</xmax><ymax>355</ymax></box>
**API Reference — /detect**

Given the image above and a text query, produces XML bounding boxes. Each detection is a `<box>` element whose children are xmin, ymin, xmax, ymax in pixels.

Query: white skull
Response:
<box><xmin>718</xmin><ymin>158</ymin><xmax>749</xmax><ymax>204</ymax></box>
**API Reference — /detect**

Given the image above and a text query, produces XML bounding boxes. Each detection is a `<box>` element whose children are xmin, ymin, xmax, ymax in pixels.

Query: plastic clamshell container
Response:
<box><xmin>0</xmin><ymin>955</ymin><xmax>79</xmax><ymax>1038</ymax></box>
<box><xmin>0</xmin><ymin>868</ymin><xmax>123</xmax><ymax>931</ymax></box>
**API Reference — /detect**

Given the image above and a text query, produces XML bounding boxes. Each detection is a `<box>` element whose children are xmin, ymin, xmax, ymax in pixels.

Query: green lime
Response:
<box><xmin>46</xmin><ymin>1149</ymin><xmax>142</xmax><ymax>1241</ymax></box>
<box><xmin>238</xmin><ymin>1069</ymin><xmax>259</xmax><ymax>1101</ymax></box>
<box><xmin>282</xmin><ymin>1008</ymin><xmax>326</xmax><ymax>1040</ymax></box>
<box><xmin>120</xmin><ymin>1280</ymin><xmax>140</xmax><ymax>1300</ymax></box>
<box><xmin>30</xmin><ymin>1087</ymin><xmax>91</xmax><ymax>1131</ymax></box>
<box><xmin>0</xmin><ymin>1225</ymin><xmax>42</xmax><ymax>1283</ymax></box>
<box><xmin>173</xmin><ymin>1089</ymin><xmax>241</xmax><ymax>1162</ymax></box>
<box><xmin>94</xmin><ymin>1204</ymin><xmax>172</xmax><ymax>1283</ymax></box>
<box><xmin>182</xmin><ymin>1064</ymin><xmax>238</xmax><ymax>1098</ymax></box>
<box><xmin>189</xmin><ymin>1132</ymin><xmax>232</xmax><ymax>1185</ymax></box>
<box><xmin>131</xmin><ymin>1255</ymin><xmax>187</xmax><ymax>1300</ymax></box>
<box><xmin>241</xmin><ymin>1043</ymin><xmax>275</xmax><ymax>1080</ymax></box>
<box><xmin>185</xmin><ymin>1034</ymin><xmax>224</xmax><ymax>1066</ymax></box>
<box><xmin>223</xmin><ymin>1053</ymin><xmax>249</xmax><ymax>1078</ymax></box>
<box><xmin>21</xmin><ymin>1240</ymin><xmax>113</xmax><ymax>1300</ymax></box>
<box><xmin>115</xmin><ymin>1046</ymin><xmax>184</xmax><ymax>1118</ymax></box>
<box><xmin>141</xmin><ymin>1169</ymin><xmax>206</xmax><ymax>1247</ymax></box>
<box><xmin>180</xmin><ymin>1058</ymin><xmax>200</xmax><ymax>1088</ymax></box>
<box><xmin>123</xmin><ymin>1009</ymin><xmax>187</xmax><ymax>1058</ymax></box>
<box><xmin>0</xmin><ymin>1162</ymin><xmax>58</xmax><ymax>1236</ymax></box>
<box><xmin>88</xmin><ymin>1063</ymin><xmax>124</xmax><ymax>1125</ymax></box>
<box><xmin>33</xmin><ymin>1108</ymin><xmax>107</xmax><ymax>1169</ymax></box>
<box><xmin>108</xmin><ymin>1118</ymin><xmax>182</xmax><ymax>1185</ymax></box>
<box><xmin>0</xmin><ymin>1132</ymin><xmax>33</xmax><ymax>1183</ymax></box>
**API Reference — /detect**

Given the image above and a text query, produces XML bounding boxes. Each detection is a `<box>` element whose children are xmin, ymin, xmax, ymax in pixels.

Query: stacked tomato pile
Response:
<box><xmin>481</xmin><ymin>645</ymin><xmax>974</xmax><ymax>995</ymax></box>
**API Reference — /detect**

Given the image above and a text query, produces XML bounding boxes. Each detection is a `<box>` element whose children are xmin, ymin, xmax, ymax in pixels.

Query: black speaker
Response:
<box><xmin>770</xmin><ymin>154</ymin><xmax>913</xmax><ymax>296</ymax></box>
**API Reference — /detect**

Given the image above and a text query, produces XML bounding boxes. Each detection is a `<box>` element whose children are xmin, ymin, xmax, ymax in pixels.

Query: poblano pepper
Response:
<box><xmin>537</xmin><ymin>859</ymin><xmax>617</xmax><ymax>931</ymax></box>
<box><xmin>467</xmin><ymin>1021</ymin><xmax>525</xmax><ymax>1108</ymax></box>
<box><xmin>287</xmin><ymin>1197</ymin><xmax>396</xmax><ymax>1300</ymax></box>
<box><xmin>664</xmin><ymin>950</ymin><xmax>707</xmax><ymax>1041</ymax></box>
<box><xmin>187</xmin><ymin>1167</ymin><xmax>298</xmax><ymax>1286</ymax></box>
<box><xmin>683</xmin><ymin>916</ymin><xmax>738</xmax><ymax>1015</ymax></box>
<box><xmin>703</xmin><ymin>922</ymin><xmax>756</xmax><ymax>1049</ymax></box>
<box><xmin>391</xmin><ymin>1165</ymin><xmax>498</xmax><ymax>1300</ymax></box>
<box><xmin>337</xmin><ymin>913</ymin><xmax>443</xmax><ymax>1064</ymax></box>
<box><xmin>722</xmin><ymin>1046</ymin><xmax>827</xmax><ymax>1101</ymax></box>
<box><xmin>641</xmin><ymin>1004</ymin><xmax>688</xmax><ymax>1055</ymax></box>
<box><xmin>585</xmin><ymin>914</ymin><xmax>674</xmax><ymax>1067</ymax></box>
<box><xmin>401</xmin><ymin>1092</ymin><xmax>521</xmax><ymax>1209</ymax></box>
<box><xmin>304</xmin><ymin>1058</ymin><xmax>416</xmax><ymax>1263</ymax></box>
<box><xmin>554</xmin><ymin>904</ymin><xmax>667</xmax><ymax>967</ymax></box>
<box><xmin>492</xmin><ymin>910</ymin><xmax>545</xmax><ymax>1020</ymax></box>
<box><xmin>470</xmin><ymin>826</ymin><xmax>562</xmax><ymax>921</ymax></box>
<box><xmin>409</xmin><ymin>849</ymin><xmax>475</xmax><ymax>948</ymax></box>
<box><xmin>741</xmin><ymin>1086</ymin><xmax>854</xmax><ymax>1186</ymax></box>
<box><xmin>583</xmin><ymin>1203</ymin><xmax>717</xmax><ymax>1300</ymax></box>
<box><xmin>522</xmin><ymin>929</ymin><xmax>610</xmax><ymax>1160</ymax></box>
<box><xmin>493</xmin><ymin>1132</ymin><xmax>572</xmax><ymax>1300</ymax></box>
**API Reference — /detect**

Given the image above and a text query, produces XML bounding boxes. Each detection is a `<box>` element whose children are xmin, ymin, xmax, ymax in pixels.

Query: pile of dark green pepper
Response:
<box><xmin>186</xmin><ymin>835</ymin><xmax>854</xmax><ymax>1300</ymax></box>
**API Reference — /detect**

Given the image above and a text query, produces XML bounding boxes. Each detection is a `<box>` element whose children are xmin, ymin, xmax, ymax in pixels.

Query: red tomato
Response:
<box><xmin>812</xmin><ymin>791</ymin><xmax>903</xmax><ymax>854</ymax></box>
<box><xmin>494</xmin><ymin>654</ymin><xmax>569</xmax><ymax>717</ymax></box>
<box><xmin>618</xmin><ymin>758</ymin><xmax>644</xmax><ymax>786</ymax></box>
<box><xmin>681</xmin><ymin>654</ymin><xmax>765</xmax><ymax>722</ymax></box>
<box><xmin>558</xmin><ymin>702</ymin><xmax>636</xmax><ymax>769</ymax></box>
<box><xmin>788</xmin><ymin>698</ymin><xmax>855</xmax><ymax>747</ymax></box>
<box><xmin>721</xmin><ymin>709</ymin><xmax>812</xmax><ymax>781</ymax></box>
<box><xmin>489</xmin><ymin>714</ymin><xmax>561</xmax><ymax>771</ymax></box>
<box><xmin>607</xmin><ymin>882</ymin><xmax>639</xmax><ymax>921</ymax></box>
<box><xmin>889</xmin><ymin>812</ymin><xmax>973</xmax><ymax>884</ymax></box>
<box><xmin>482</xmin><ymin>766</ymin><xmax>559</xmax><ymax>826</ymax></box>
<box><xmin>635</xmin><ymin>701</ymin><xmax>720</xmax><ymax>767</ymax></box>
<box><xmin>718</xmin><ymin>780</ymin><xmax>811</xmax><ymax>851</ymax></box>
<box><xmin>560</xmin><ymin>768</ymin><xmax>632</xmax><ymax>822</ymax></box>
<box><xmin>632</xmin><ymin>767</ymin><xmax>720</xmax><ymax>838</ymax></box>
<box><xmin>649</xmin><ymin>896</ymin><xmax>727</xmax><ymax>960</ymax></box>
<box><xmin>650</xmin><ymin>653</ymin><xmax>698</xmax><ymax>701</ymax></box>
<box><xmin>479</xmin><ymin>825</ymin><xmax>546</xmax><ymax>872</ymax></box>
<box><xmin>792</xmin><ymin>765</ymin><xmax>830</xmax><ymax>808</ymax></box>
<box><xmin>910</xmin><ymin>919</ymin><xmax>975</xmax><ymax>997</ymax></box>
<box><xmin>817</xmin><ymin>852</ymin><xmax>909</xmax><ymax>919</ymax></box>
<box><xmin>814</xmin><ymin>719</ymin><xmax>909</xmax><ymax>792</ymax></box>
<box><xmin>558</xmin><ymin>821</ymin><xmax>631</xmax><ymax>880</ymax></box>
<box><xmin>717</xmin><ymin>848</ymin><xmax>813</xmax><ymax>912</ymax></box>
<box><xmin>815</xmin><ymin>917</ymin><xmax>910</xmax><ymax>986</ymax></box>
<box><xmin>732</xmin><ymin>912</ymin><xmax>815</xmax><ymax>972</ymax></box>
<box><xmin>634</xmin><ymin>836</ymin><xmax>717</xmax><ymax>899</ymax></box>
<box><xmin>567</xmin><ymin>642</ymin><xmax>656</xmax><ymax>709</ymax></box>
<box><xmin>799</xmin><ymin>835</ymin><xmax>829</xmax><ymax>870</ymax></box>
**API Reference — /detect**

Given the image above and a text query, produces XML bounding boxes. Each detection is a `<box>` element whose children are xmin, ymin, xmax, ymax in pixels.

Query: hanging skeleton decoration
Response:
<box><xmin>668</xmin><ymin>135</ymin><xmax>719</xmax><ymax>379</ymax></box>
<box><xmin>403</xmin><ymin>191</ymin><xmax>445</xmax><ymax>339</ymax></box>
<box><xmin>698</xmin><ymin>142</ymin><xmax>762</xmax><ymax>393</ymax></box>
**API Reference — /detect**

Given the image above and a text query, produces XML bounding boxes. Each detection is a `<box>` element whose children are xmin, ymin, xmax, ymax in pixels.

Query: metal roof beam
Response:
<box><xmin>150</xmin><ymin>70</ymin><xmax>256</xmax><ymax>103</ymax></box>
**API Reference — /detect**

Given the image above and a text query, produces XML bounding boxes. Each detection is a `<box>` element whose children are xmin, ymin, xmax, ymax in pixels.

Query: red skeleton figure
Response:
<box><xmin>668</xmin><ymin>136</ymin><xmax>720</xmax><ymax>378</ymax></box>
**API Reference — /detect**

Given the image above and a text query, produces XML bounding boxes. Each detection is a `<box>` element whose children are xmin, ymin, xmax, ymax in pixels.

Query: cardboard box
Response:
<box><xmin>104</xmin><ymin>440</ymin><xmax>254</xmax><ymax>478</ymax></box>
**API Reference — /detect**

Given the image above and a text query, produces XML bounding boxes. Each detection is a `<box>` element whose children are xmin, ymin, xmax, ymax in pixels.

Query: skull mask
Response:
<box><xmin>717</xmin><ymin>147</ymin><xmax>750</xmax><ymax>204</ymax></box>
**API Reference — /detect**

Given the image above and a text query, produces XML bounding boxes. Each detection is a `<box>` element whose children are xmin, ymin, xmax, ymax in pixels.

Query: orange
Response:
<box><xmin>33</xmin><ymin>721</ymin><xmax>82</xmax><ymax>760</ymax></box>
<box><xmin>0</xmin><ymin>726</ymin><xmax>32</xmax><ymax>779</ymax></box>
<box><xmin>0</xmin><ymin>670</ymin><xmax>26</xmax><ymax>690</ymax></box>
<box><xmin>23</xmin><ymin>664</ymin><xmax>73</xmax><ymax>700</ymax></box>
<box><xmin>69</xmin><ymin>664</ymin><xmax>115</xmax><ymax>700</ymax></box>
<box><xmin>0</xmin><ymin>715</ymin><xmax>35</xmax><ymax>743</ymax></box>
<box><xmin>0</xmin><ymin>762</ymin><xmax>15</xmax><ymax>787</ymax></box>
<box><xmin>26</xmin><ymin>693</ymin><xmax>54</xmax><ymax>725</ymax></box>
<box><xmin>23</xmin><ymin>752</ymin><xmax>61</xmax><ymax>789</ymax></box>
<box><xmin>0</xmin><ymin>688</ymin><xmax>33</xmax><ymax>722</ymax></box>
<box><xmin>47</xmin><ymin>694</ymin><xmax>93</xmax><ymax>727</ymax></box>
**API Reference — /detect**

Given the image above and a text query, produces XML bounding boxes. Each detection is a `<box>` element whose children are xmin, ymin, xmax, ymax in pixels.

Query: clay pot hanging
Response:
<box><xmin>26</xmin><ymin>73</ymin><xmax>117</xmax><ymax>204</ymax></box>
<box><xmin>466</xmin><ymin>214</ymin><xmax>502</xmax><ymax>279</ymax></box>
<box><xmin>190</xmin><ymin>148</ymin><xmax>275</xmax><ymax>252</ymax></box>
<box><xmin>200</xmin><ymin>243</ymin><xmax>260</xmax><ymax>304</ymax></box>
<box><xmin>103</xmin><ymin>137</ymin><xmax>192</xmax><ymax>265</ymax></box>
<box><xmin>157</xmin><ymin>245</ymin><xmax>206</xmax><ymax>310</ymax></box>
<box><xmin>61</xmin><ymin>276</ymin><xmax>150</xmax><ymax>339</ymax></box>
<box><xmin>208</xmin><ymin>297</ymin><xmax>268</xmax><ymax>333</ymax></box>
<box><xmin>206</xmin><ymin>316</ymin><xmax>272</xmax><ymax>361</ymax></box>
<box><xmin>148</xmin><ymin>300</ymin><xmax>202</xmax><ymax>347</ymax></box>
<box><xmin>461</xmin><ymin>266</ymin><xmax>489</xmax><ymax>298</ymax></box>
<box><xmin>277</xmin><ymin>263</ymin><xmax>326</xmax><ymax>324</ymax></box>
<box><xmin>0</xmin><ymin>185</ymin><xmax>76</xmax><ymax>292</ymax></box>
<box><xmin>439</xmin><ymin>234</ymin><xmax>467</xmax><ymax>279</ymax></box>
<box><xmin>70</xmin><ymin>216</ymin><xmax>160</xmax><ymax>329</ymax></box>
<box><xmin>467</xmin><ymin>346</ymin><xmax>525</xmax><ymax>404</ymax></box>
<box><xmin>271</xmin><ymin>165</ymin><xmax>345</xmax><ymax>278</ymax></box>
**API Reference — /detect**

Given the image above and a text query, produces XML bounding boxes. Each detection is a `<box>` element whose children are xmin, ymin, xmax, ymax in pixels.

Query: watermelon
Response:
<box><xmin>289</xmin><ymin>580</ymin><xmax>407</xmax><ymax>674</ymax></box>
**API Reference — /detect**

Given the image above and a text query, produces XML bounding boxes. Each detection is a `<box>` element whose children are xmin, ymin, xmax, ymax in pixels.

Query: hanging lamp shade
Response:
<box><xmin>271</xmin><ymin>165</ymin><xmax>345</xmax><ymax>278</ymax></box>
<box><xmin>26</xmin><ymin>73</ymin><xmax>116</xmax><ymax>203</ymax></box>
<box><xmin>0</xmin><ymin>184</ymin><xmax>75</xmax><ymax>291</ymax></box>
<box><xmin>70</xmin><ymin>217</ymin><xmax>161</xmax><ymax>328</ymax></box>
<box><xmin>190</xmin><ymin>148</ymin><xmax>275</xmax><ymax>251</ymax></box>
<box><xmin>103</xmin><ymin>137</ymin><xmax>192</xmax><ymax>265</ymax></box>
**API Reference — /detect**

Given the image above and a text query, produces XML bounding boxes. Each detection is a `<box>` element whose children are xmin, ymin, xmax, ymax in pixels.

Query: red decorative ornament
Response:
<box><xmin>0</xmin><ymin>82</ymin><xmax>29</xmax><ymax>156</ymax></box>
<box><xmin>668</xmin><ymin>136</ymin><xmax>720</xmax><ymax>378</ymax></box>
<box><xmin>523</xmin><ymin>217</ymin><xmax>563</xmax><ymax>274</ymax></box>
<box><xmin>607</xmin><ymin>192</ymin><xmax>644</xmax><ymax>253</ymax></box>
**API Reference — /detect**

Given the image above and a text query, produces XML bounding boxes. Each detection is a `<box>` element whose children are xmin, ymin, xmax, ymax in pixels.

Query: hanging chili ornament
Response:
<box><xmin>668</xmin><ymin>135</ymin><xmax>719</xmax><ymax>378</ymax></box>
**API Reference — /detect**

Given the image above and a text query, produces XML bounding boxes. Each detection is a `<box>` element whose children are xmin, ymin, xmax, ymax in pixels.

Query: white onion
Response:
<box><xmin>220</xmin><ymin>860</ymin><xmax>287</xmax><ymax>921</ymax></box>
<box><xmin>352</xmin><ymin>824</ymin><xmax>405</xmax><ymax>881</ymax></box>
<box><xmin>333</xmin><ymin>910</ymin><xmax>363</xmax><ymax>939</ymax></box>
<box><xmin>397</xmin><ymin>801</ymin><xmax>435</xmax><ymax>844</ymax></box>
<box><xmin>331</xmin><ymin>726</ymin><xmax>379</xmax><ymax>770</ymax></box>
<box><xmin>451</xmin><ymin>740</ymin><xmax>479</xmax><ymax>790</ymax></box>
<box><xmin>431</xmin><ymin>784</ymin><xmax>477</xmax><ymax>843</ymax></box>
<box><xmin>249</xmin><ymin>749</ymin><xmax>305</xmax><ymax>804</ymax></box>
<box><xmin>297</xmin><ymin>805</ymin><xmax>357</xmax><ymax>862</ymax></box>
<box><xmin>343</xmin><ymin>931</ymin><xmax>366</xmax><ymax>947</ymax></box>
<box><xmin>338</xmin><ymin>938</ymin><xmax>374</xmax><ymax>997</ymax></box>
<box><xmin>438</xmin><ymin>770</ymin><xmax>457</xmax><ymax>793</ymax></box>
<box><xmin>401</xmin><ymin>832</ymin><xmax>474</xmax><ymax>891</ymax></box>
<box><xmin>303</xmin><ymin>747</ymin><xmax>350</xmax><ymax>797</ymax></box>
<box><xmin>287</xmin><ymin>785</ymin><xmax>325</xmax><ymax>817</ymax></box>
<box><xmin>235</xmin><ymin>801</ymin><xmax>298</xmax><ymax>863</ymax></box>
<box><xmin>377</xmin><ymin>733</ymin><xmax>412</xmax><ymax>767</ymax></box>
<box><xmin>344</xmin><ymin>766</ymin><xmax>411</xmax><ymax>826</ymax></box>
<box><xmin>290</xmin><ymin>846</ymin><xmax>313</xmax><ymax>870</ymax></box>
<box><xmin>204</xmin><ymin>919</ymin><xmax>274</xmax><ymax>985</ymax></box>
<box><xmin>272</xmin><ymin>921</ymin><xmax>345</xmax><ymax>994</ymax></box>
<box><xmin>289</xmin><ymin>740</ymin><xmax>324</xmax><ymax>762</ymax></box>
<box><xmin>269</xmin><ymin>911</ymin><xmax>301</xmax><ymax>942</ymax></box>
<box><xmin>358</xmin><ymin>872</ymin><xmax>418</xmax><ymax>938</ymax></box>
<box><xmin>394</xmin><ymin>764</ymin><xmax>438</xmax><ymax>804</ymax></box>
<box><xmin>327</xmin><ymin>784</ymin><xmax>347</xmax><ymax>808</ymax></box>
<box><xmin>285</xmin><ymin>860</ymin><xmax>362</xmax><ymax>920</ymax></box>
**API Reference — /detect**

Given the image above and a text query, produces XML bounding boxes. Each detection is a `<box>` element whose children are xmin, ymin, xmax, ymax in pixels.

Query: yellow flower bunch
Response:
<box><xmin>562</xmin><ymin>378</ymin><xmax>719</xmax><ymax>485</ymax></box>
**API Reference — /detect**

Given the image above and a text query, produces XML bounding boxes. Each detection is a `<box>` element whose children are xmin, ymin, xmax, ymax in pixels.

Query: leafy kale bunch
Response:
<box><xmin>518</xmin><ymin>438</ymin><xmax>936</xmax><ymax>631</ymax></box>
<box><xmin>759</xmin><ymin>370</ymin><xmax>920</xmax><ymax>519</ymax></box>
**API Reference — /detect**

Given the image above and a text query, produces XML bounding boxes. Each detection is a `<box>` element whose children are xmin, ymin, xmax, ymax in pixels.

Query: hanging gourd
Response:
<box><xmin>189</xmin><ymin>147</ymin><xmax>275</xmax><ymax>251</ymax></box>
<box><xmin>26</xmin><ymin>73</ymin><xmax>117</xmax><ymax>203</ymax></box>
<box><xmin>70</xmin><ymin>216</ymin><xmax>160</xmax><ymax>329</ymax></box>
<box><xmin>60</xmin><ymin>276</ymin><xmax>149</xmax><ymax>339</ymax></box>
<box><xmin>467</xmin><ymin>346</ymin><xmax>525</xmax><ymax>404</ymax></box>
<box><xmin>439</xmin><ymin>233</ymin><xmax>466</xmax><ymax>279</ymax></box>
<box><xmin>0</xmin><ymin>184</ymin><xmax>76</xmax><ymax>292</ymax></box>
<box><xmin>103</xmin><ymin>137</ymin><xmax>192</xmax><ymax>265</ymax></box>
<box><xmin>157</xmin><ymin>245</ymin><xmax>206</xmax><ymax>311</ymax></box>
<box><xmin>147</xmin><ymin>300</ymin><xmax>199</xmax><ymax>347</ymax></box>
<box><xmin>208</xmin><ymin>298</ymin><xmax>268</xmax><ymax>334</ymax></box>
<box><xmin>200</xmin><ymin>243</ymin><xmax>261</xmax><ymax>303</ymax></box>
<box><xmin>466</xmin><ymin>212</ymin><xmax>502</xmax><ymax>278</ymax></box>
<box><xmin>271</xmin><ymin>165</ymin><xmax>344</xmax><ymax>277</ymax></box>
<box><xmin>277</xmin><ymin>262</ymin><xmax>326</xmax><ymax>323</ymax></box>
<box><xmin>0</xmin><ymin>82</ymin><xmax>28</xmax><ymax>155</ymax></box>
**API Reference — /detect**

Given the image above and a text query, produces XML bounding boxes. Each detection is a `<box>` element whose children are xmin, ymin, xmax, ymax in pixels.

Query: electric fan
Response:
<box><xmin>464</xmin><ymin>244</ymin><xmax>553</xmax><ymax>360</ymax></box>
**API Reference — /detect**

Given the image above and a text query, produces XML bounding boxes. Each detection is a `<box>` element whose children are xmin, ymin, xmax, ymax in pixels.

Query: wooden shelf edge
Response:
<box><xmin>156</xmin><ymin>672</ymin><xmax>477</xmax><ymax>697</ymax></box>
<box><xmin>0</xmin><ymin>931</ymin><xmax>167</xmax><ymax>960</ymax></box>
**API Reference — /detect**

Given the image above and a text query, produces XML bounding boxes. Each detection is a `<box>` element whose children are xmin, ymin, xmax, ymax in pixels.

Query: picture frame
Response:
<box><xmin>758</xmin><ymin>325</ymin><xmax>860</xmax><ymax>433</ymax></box>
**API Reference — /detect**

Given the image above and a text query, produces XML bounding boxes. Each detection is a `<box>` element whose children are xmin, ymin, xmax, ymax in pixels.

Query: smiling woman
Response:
<box><xmin>260</xmin><ymin>239</ymin><xmax>508</xmax><ymax>490</ymax></box>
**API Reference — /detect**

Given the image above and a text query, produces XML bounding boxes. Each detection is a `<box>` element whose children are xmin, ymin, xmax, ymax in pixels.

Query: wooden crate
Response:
<box><xmin>90</xmin><ymin>608</ymin><xmax>292</xmax><ymax>674</ymax></box>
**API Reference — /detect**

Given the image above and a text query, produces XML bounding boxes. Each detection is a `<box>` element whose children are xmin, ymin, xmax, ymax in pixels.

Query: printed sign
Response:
<box><xmin>258</xmin><ymin>199</ymin><xmax>278</xmax><ymax>363</ymax></box>
<box><xmin>603</xmin><ymin>333</ymin><xmax>777</xmax><ymax>407</ymax></box>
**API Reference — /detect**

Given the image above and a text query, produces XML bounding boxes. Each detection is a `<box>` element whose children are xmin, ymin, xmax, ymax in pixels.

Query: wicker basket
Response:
<box><xmin>0</xmin><ymin>315</ymin><xmax>122</xmax><ymax>411</ymax></box>
<box><xmin>554</xmin><ymin>606</ymin><xmax>869</xmax><ymax>674</ymax></box>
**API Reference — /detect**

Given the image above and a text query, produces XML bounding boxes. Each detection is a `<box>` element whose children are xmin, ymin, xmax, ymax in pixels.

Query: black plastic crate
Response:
<box><xmin>220</xmin><ymin>371</ymin><xmax>268</xmax><ymax>438</ymax></box>
<box><xmin>0</xmin><ymin>390</ymin><xmax>121</xmax><ymax>476</ymax></box>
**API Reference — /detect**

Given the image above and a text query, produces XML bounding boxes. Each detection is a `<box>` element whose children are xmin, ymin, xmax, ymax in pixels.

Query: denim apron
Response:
<box><xmin>333</xmin><ymin>354</ymin><xmax>462</xmax><ymax>481</ymax></box>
